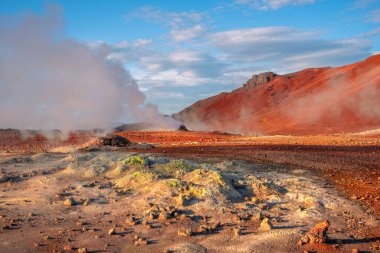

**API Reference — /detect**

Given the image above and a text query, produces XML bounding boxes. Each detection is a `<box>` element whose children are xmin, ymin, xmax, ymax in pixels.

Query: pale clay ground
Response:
<box><xmin>0</xmin><ymin>150</ymin><xmax>378</xmax><ymax>253</ymax></box>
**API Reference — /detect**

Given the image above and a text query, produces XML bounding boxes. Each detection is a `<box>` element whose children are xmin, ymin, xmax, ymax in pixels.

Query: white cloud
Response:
<box><xmin>112</xmin><ymin>39</ymin><xmax>151</xmax><ymax>48</ymax></box>
<box><xmin>207</xmin><ymin>27</ymin><xmax>371</xmax><ymax>71</ymax></box>
<box><xmin>139</xmin><ymin>69</ymin><xmax>211</xmax><ymax>88</ymax></box>
<box><xmin>128</xmin><ymin>6</ymin><xmax>205</xmax><ymax>28</ymax></box>
<box><xmin>100</xmin><ymin>39</ymin><xmax>154</xmax><ymax>64</ymax></box>
<box><xmin>146</xmin><ymin>91</ymin><xmax>184</xmax><ymax>98</ymax></box>
<box><xmin>170</xmin><ymin>24</ymin><xmax>206</xmax><ymax>42</ymax></box>
<box><xmin>127</xmin><ymin>6</ymin><xmax>208</xmax><ymax>41</ymax></box>
<box><xmin>356</xmin><ymin>27</ymin><xmax>380</xmax><ymax>37</ymax></box>
<box><xmin>133</xmin><ymin>39</ymin><xmax>152</xmax><ymax>46</ymax></box>
<box><xmin>113</xmin><ymin>40</ymin><xmax>130</xmax><ymax>48</ymax></box>
<box><xmin>169</xmin><ymin>50</ymin><xmax>205</xmax><ymax>62</ymax></box>
<box><xmin>139</xmin><ymin>49</ymin><xmax>226</xmax><ymax>79</ymax></box>
<box><xmin>234</xmin><ymin>0</ymin><xmax>316</xmax><ymax>10</ymax></box>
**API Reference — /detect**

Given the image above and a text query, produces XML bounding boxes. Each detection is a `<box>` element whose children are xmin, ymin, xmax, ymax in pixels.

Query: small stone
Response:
<box><xmin>44</xmin><ymin>235</ymin><xmax>53</xmax><ymax>240</ymax></box>
<box><xmin>178</xmin><ymin>227</ymin><xmax>193</xmax><ymax>236</ymax></box>
<box><xmin>0</xmin><ymin>174</ymin><xmax>9</xmax><ymax>183</ymax></box>
<box><xmin>108</xmin><ymin>228</ymin><xmax>116</xmax><ymax>235</ymax></box>
<box><xmin>33</xmin><ymin>242</ymin><xmax>40</xmax><ymax>247</ymax></box>
<box><xmin>77</xmin><ymin>248</ymin><xmax>87</xmax><ymax>253</ymax></box>
<box><xmin>63</xmin><ymin>245</ymin><xmax>73</xmax><ymax>251</ymax></box>
<box><xmin>126</xmin><ymin>217</ymin><xmax>137</xmax><ymax>226</ymax></box>
<box><xmin>179</xmin><ymin>214</ymin><xmax>187</xmax><ymax>220</ymax></box>
<box><xmin>251</xmin><ymin>197</ymin><xmax>259</xmax><ymax>204</ymax></box>
<box><xmin>142</xmin><ymin>220</ymin><xmax>152</xmax><ymax>228</ymax></box>
<box><xmin>63</xmin><ymin>197</ymin><xmax>75</xmax><ymax>206</ymax></box>
<box><xmin>148</xmin><ymin>212</ymin><xmax>155</xmax><ymax>221</ymax></box>
<box><xmin>233</xmin><ymin>227</ymin><xmax>241</xmax><ymax>237</ymax></box>
<box><xmin>210</xmin><ymin>221</ymin><xmax>221</xmax><ymax>231</ymax></box>
<box><xmin>196</xmin><ymin>225</ymin><xmax>207</xmax><ymax>234</ymax></box>
<box><xmin>352</xmin><ymin>249</ymin><xmax>359</xmax><ymax>253</ymax></box>
<box><xmin>158</xmin><ymin>212</ymin><xmax>168</xmax><ymax>221</ymax></box>
<box><xmin>252</xmin><ymin>212</ymin><xmax>262</xmax><ymax>221</ymax></box>
<box><xmin>259</xmin><ymin>203</ymin><xmax>270</xmax><ymax>210</ymax></box>
<box><xmin>259</xmin><ymin>218</ymin><xmax>273</xmax><ymax>231</ymax></box>
<box><xmin>134</xmin><ymin>238</ymin><xmax>148</xmax><ymax>246</ymax></box>
<box><xmin>177</xmin><ymin>194</ymin><xmax>185</xmax><ymax>207</ymax></box>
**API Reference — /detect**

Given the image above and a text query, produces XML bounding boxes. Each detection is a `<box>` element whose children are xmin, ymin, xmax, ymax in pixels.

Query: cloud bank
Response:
<box><xmin>208</xmin><ymin>27</ymin><xmax>371</xmax><ymax>70</ymax></box>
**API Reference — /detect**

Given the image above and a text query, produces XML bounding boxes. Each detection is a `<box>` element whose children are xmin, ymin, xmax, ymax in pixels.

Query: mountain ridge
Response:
<box><xmin>174</xmin><ymin>55</ymin><xmax>380</xmax><ymax>135</ymax></box>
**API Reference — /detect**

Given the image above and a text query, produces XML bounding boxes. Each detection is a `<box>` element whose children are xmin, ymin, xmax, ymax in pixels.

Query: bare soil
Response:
<box><xmin>0</xmin><ymin>130</ymin><xmax>380</xmax><ymax>252</ymax></box>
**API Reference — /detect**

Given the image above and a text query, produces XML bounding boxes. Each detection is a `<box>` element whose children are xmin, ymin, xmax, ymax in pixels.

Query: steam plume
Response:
<box><xmin>0</xmin><ymin>6</ymin><xmax>179</xmax><ymax>131</ymax></box>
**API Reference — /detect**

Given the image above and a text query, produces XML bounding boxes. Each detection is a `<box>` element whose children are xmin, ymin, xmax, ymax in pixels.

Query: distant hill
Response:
<box><xmin>174</xmin><ymin>55</ymin><xmax>380</xmax><ymax>135</ymax></box>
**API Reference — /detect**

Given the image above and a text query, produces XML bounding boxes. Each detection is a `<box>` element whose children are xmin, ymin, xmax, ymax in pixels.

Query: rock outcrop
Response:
<box><xmin>243</xmin><ymin>72</ymin><xmax>278</xmax><ymax>89</ymax></box>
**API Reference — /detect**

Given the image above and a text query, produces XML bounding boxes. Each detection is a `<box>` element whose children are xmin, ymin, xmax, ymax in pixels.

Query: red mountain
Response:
<box><xmin>174</xmin><ymin>55</ymin><xmax>380</xmax><ymax>135</ymax></box>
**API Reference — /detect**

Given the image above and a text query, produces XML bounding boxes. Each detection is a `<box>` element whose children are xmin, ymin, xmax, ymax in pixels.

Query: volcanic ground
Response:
<box><xmin>0</xmin><ymin>131</ymin><xmax>380</xmax><ymax>253</ymax></box>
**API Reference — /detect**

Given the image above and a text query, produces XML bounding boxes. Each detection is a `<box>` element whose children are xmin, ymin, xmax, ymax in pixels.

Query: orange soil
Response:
<box><xmin>0</xmin><ymin>130</ymin><xmax>93</xmax><ymax>155</ymax></box>
<box><xmin>118</xmin><ymin>131</ymin><xmax>380</xmax><ymax>147</ymax></box>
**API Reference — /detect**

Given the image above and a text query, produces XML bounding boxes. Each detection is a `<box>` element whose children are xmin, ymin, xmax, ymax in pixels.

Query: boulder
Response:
<box><xmin>177</xmin><ymin>124</ymin><xmax>189</xmax><ymax>131</ymax></box>
<box><xmin>99</xmin><ymin>134</ymin><xmax>130</xmax><ymax>147</ymax></box>
<box><xmin>298</xmin><ymin>220</ymin><xmax>330</xmax><ymax>245</ymax></box>
<box><xmin>259</xmin><ymin>217</ymin><xmax>273</xmax><ymax>231</ymax></box>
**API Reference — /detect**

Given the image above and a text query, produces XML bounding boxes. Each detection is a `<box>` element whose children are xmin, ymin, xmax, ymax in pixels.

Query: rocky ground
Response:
<box><xmin>121</xmin><ymin>131</ymin><xmax>380</xmax><ymax>217</ymax></box>
<box><xmin>1</xmin><ymin>131</ymin><xmax>380</xmax><ymax>252</ymax></box>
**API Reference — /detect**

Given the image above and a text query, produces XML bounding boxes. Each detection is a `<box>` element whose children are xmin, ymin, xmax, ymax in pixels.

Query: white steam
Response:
<box><xmin>0</xmin><ymin>6</ymin><xmax>179</xmax><ymax>131</ymax></box>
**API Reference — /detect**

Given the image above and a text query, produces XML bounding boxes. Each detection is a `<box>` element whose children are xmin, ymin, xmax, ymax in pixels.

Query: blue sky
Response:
<box><xmin>1</xmin><ymin>0</ymin><xmax>380</xmax><ymax>114</ymax></box>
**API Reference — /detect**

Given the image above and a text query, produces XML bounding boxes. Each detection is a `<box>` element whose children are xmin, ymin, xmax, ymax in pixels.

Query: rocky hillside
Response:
<box><xmin>174</xmin><ymin>55</ymin><xmax>380</xmax><ymax>135</ymax></box>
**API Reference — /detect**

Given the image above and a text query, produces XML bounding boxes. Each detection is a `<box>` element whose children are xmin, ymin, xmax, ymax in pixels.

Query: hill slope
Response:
<box><xmin>174</xmin><ymin>55</ymin><xmax>380</xmax><ymax>135</ymax></box>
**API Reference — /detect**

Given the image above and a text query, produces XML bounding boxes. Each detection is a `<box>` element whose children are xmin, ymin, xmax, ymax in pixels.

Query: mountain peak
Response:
<box><xmin>175</xmin><ymin>56</ymin><xmax>380</xmax><ymax>135</ymax></box>
<box><xmin>243</xmin><ymin>72</ymin><xmax>278</xmax><ymax>89</ymax></box>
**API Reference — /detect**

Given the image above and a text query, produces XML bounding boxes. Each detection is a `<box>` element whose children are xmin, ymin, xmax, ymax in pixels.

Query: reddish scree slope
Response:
<box><xmin>174</xmin><ymin>55</ymin><xmax>380</xmax><ymax>135</ymax></box>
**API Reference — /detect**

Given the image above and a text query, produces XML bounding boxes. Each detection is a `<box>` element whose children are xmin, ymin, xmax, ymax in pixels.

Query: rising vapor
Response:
<box><xmin>0</xmin><ymin>5</ymin><xmax>179</xmax><ymax>131</ymax></box>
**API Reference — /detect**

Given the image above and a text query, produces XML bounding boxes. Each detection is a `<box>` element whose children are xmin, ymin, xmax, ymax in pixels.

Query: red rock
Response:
<box><xmin>63</xmin><ymin>245</ymin><xmax>73</xmax><ymax>251</ymax></box>
<box><xmin>298</xmin><ymin>220</ymin><xmax>330</xmax><ymax>245</ymax></box>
